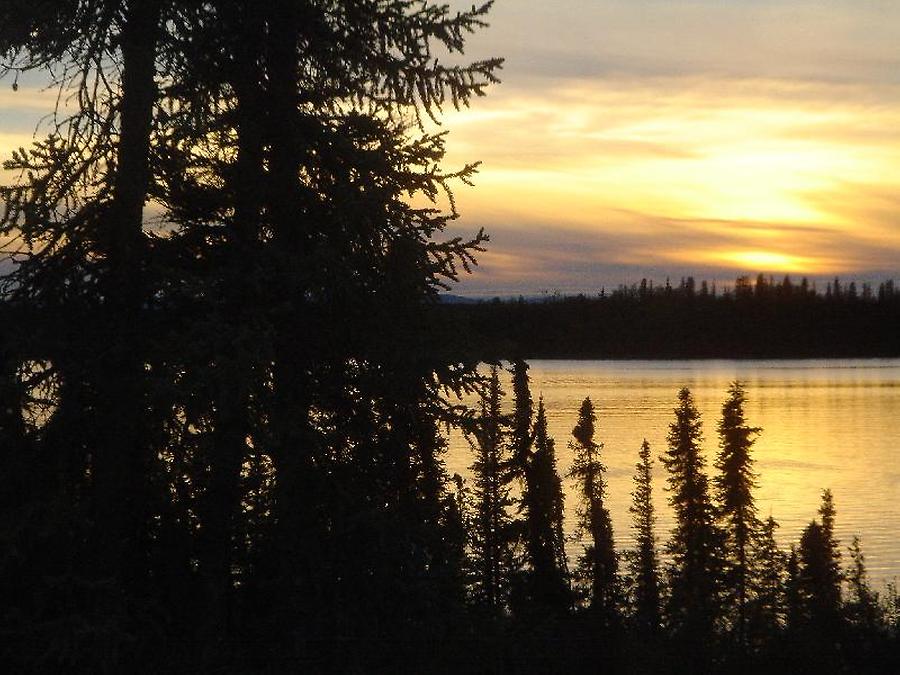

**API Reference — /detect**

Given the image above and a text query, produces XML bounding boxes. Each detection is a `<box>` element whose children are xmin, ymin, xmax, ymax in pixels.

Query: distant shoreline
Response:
<box><xmin>441</xmin><ymin>280</ymin><xmax>900</xmax><ymax>360</ymax></box>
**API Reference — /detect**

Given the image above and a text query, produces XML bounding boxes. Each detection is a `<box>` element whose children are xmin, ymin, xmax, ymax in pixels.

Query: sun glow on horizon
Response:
<box><xmin>436</xmin><ymin>73</ymin><xmax>900</xmax><ymax>291</ymax></box>
<box><xmin>714</xmin><ymin>250</ymin><xmax>818</xmax><ymax>274</ymax></box>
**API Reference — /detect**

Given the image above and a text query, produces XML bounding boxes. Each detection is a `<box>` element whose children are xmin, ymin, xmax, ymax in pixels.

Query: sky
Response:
<box><xmin>1</xmin><ymin>2</ymin><xmax>899</xmax><ymax>296</ymax></box>
<box><xmin>437</xmin><ymin>0</ymin><xmax>900</xmax><ymax>296</ymax></box>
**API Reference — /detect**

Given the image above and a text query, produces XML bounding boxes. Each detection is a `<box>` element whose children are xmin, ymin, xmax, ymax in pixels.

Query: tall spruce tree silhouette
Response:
<box><xmin>568</xmin><ymin>396</ymin><xmax>618</xmax><ymax>622</ymax></box>
<box><xmin>714</xmin><ymin>381</ymin><xmax>762</xmax><ymax>648</ymax></box>
<box><xmin>522</xmin><ymin>397</ymin><xmax>570</xmax><ymax>612</ymax></box>
<box><xmin>798</xmin><ymin>490</ymin><xmax>843</xmax><ymax>643</ymax></box>
<box><xmin>2</xmin><ymin>0</ymin><xmax>166</xmax><ymax>570</ymax></box>
<box><xmin>629</xmin><ymin>439</ymin><xmax>661</xmax><ymax>632</ymax></box>
<box><xmin>1</xmin><ymin>4</ymin><xmax>172</xmax><ymax>667</ymax></box>
<box><xmin>509</xmin><ymin>360</ymin><xmax>569</xmax><ymax>612</ymax></box>
<box><xmin>662</xmin><ymin>388</ymin><xmax>723</xmax><ymax>651</ymax></box>
<box><xmin>510</xmin><ymin>359</ymin><xmax>534</xmax><ymax>475</ymax></box>
<box><xmin>468</xmin><ymin>366</ymin><xmax>515</xmax><ymax>611</ymax></box>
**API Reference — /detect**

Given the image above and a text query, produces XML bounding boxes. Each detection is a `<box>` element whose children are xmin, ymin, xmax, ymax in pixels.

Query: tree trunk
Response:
<box><xmin>198</xmin><ymin>0</ymin><xmax>266</xmax><ymax>659</ymax></box>
<box><xmin>92</xmin><ymin>0</ymin><xmax>162</xmax><ymax>590</ymax></box>
<box><xmin>264</xmin><ymin>0</ymin><xmax>323</xmax><ymax>646</ymax></box>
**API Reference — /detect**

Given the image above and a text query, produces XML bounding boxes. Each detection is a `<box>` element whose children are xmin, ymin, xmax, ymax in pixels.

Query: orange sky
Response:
<box><xmin>2</xmin><ymin>1</ymin><xmax>900</xmax><ymax>295</ymax></box>
<box><xmin>435</xmin><ymin>0</ymin><xmax>900</xmax><ymax>295</ymax></box>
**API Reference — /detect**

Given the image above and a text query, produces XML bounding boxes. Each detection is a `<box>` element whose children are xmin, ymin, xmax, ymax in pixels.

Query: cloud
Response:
<box><xmin>445</xmin><ymin>203</ymin><xmax>900</xmax><ymax>296</ymax></box>
<box><xmin>432</xmin><ymin>66</ymin><xmax>900</xmax><ymax>294</ymax></box>
<box><xmin>459</xmin><ymin>1</ymin><xmax>900</xmax><ymax>88</ymax></box>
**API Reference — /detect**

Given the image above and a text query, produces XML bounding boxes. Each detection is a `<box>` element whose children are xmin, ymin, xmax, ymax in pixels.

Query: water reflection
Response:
<box><xmin>448</xmin><ymin>359</ymin><xmax>900</xmax><ymax>586</ymax></box>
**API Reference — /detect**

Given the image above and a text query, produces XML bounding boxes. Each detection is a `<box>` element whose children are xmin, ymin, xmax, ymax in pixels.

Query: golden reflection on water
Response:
<box><xmin>447</xmin><ymin>359</ymin><xmax>900</xmax><ymax>586</ymax></box>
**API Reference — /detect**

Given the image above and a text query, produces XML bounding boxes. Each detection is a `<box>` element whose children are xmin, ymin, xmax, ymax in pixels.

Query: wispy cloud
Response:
<box><xmin>461</xmin><ymin>1</ymin><xmax>900</xmax><ymax>87</ymax></box>
<box><xmin>428</xmin><ymin>1</ymin><xmax>900</xmax><ymax>292</ymax></box>
<box><xmin>437</xmin><ymin>67</ymin><xmax>900</xmax><ymax>292</ymax></box>
<box><xmin>448</xmin><ymin>209</ymin><xmax>898</xmax><ymax>296</ymax></box>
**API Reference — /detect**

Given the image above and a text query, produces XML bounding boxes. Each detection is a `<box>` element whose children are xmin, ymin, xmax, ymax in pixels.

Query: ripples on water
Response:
<box><xmin>447</xmin><ymin>359</ymin><xmax>900</xmax><ymax>588</ymax></box>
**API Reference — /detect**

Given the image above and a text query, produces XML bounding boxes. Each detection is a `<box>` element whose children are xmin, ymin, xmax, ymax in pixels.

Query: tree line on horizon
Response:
<box><xmin>447</xmin><ymin>274</ymin><xmax>900</xmax><ymax>359</ymax></box>
<box><xmin>455</xmin><ymin>361</ymin><xmax>898</xmax><ymax>673</ymax></box>
<box><xmin>457</xmin><ymin>273</ymin><xmax>899</xmax><ymax>304</ymax></box>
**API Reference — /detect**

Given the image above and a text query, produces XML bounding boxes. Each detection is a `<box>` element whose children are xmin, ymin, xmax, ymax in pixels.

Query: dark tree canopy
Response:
<box><xmin>0</xmin><ymin>1</ymin><xmax>501</xmax><ymax>670</ymax></box>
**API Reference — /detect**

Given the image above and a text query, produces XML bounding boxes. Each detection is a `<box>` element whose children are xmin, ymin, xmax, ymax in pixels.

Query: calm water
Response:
<box><xmin>447</xmin><ymin>359</ymin><xmax>900</xmax><ymax>587</ymax></box>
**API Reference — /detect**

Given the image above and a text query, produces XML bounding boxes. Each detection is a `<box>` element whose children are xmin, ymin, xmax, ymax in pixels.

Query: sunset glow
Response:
<box><xmin>434</xmin><ymin>0</ymin><xmax>900</xmax><ymax>295</ymax></box>
<box><xmin>715</xmin><ymin>251</ymin><xmax>817</xmax><ymax>275</ymax></box>
<box><xmin>3</xmin><ymin>1</ymin><xmax>900</xmax><ymax>295</ymax></box>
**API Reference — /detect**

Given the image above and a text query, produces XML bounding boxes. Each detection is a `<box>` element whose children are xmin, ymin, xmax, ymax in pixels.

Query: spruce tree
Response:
<box><xmin>714</xmin><ymin>381</ymin><xmax>761</xmax><ymax>646</ymax></box>
<box><xmin>845</xmin><ymin>536</ymin><xmax>882</xmax><ymax>633</ymax></box>
<box><xmin>798</xmin><ymin>491</ymin><xmax>843</xmax><ymax>640</ymax></box>
<box><xmin>1</xmin><ymin>4</ymin><xmax>178</xmax><ymax>667</ymax></box>
<box><xmin>568</xmin><ymin>396</ymin><xmax>618</xmax><ymax>621</ymax></box>
<box><xmin>509</xmin><ymin>360</ymin><xmax>569</xmax><ymax>612</ymax></box>
<box><xmin>662</xmin><ymin>387</ymin><xmax>723</xmax><ymax>645</ymax></box>
<box><xmin>628</xmin><ymin>439</ymin><xmax>661</xmax><ymax>632</ymax></box>
<box><xmin>0</xmin><ymin>0</ymin><xmax>168</xmax><ymax>594</ymax></box>
<box><xmin>509</xmin><ymin>359</ymin><xmax>533</xmax><ymax>475</ymax></box>
<box><xmin>2</xmin><ymin>1</ymin><xmax>502</xmax><ymax>669</ymax></box>
<box><xmin>468</xmin><ymin>366</ymin><xmax>515</xmax><ymax>611</ymax></box>
<box><xmin>798</xmin><ymin>522</ymin><xmax>837</xmax><ymax>633</ymax></box>
<box><xmin>748</xmin><ymin>515</ymin><xmax>786</xmax><ymax>643</ymax></box>
<box><xmin>521</xmin><ymin>397</ymin><xmax>570</xmax><ymax>612</ymax></box>
<box><xmin>819</xmin><ymin>488</ymin><xmax>842</xmax><ymax>576</ymax></box>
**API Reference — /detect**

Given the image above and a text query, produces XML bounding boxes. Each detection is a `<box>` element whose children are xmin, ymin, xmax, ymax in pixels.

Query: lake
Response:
<box><xmin>446</xmin><ymin>359</ymin><xmax>900</xmax><ymax>588</ymax></box>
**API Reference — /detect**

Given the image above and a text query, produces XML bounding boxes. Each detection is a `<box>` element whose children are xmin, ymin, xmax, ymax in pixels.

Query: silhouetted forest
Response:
<box><xmin>1</xmin><ymin>2</ymin><xmax>898</xmax><ymax>674</ymax></box>
<box><xmin>453</xmin><ymin>369</ymin><xmax>900</xmax><ymax>674</ymax></box>
<box><xmin>446</xmin><ymin>275</ymin><xmax>900</xmax><ymax>359</ymax></box>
